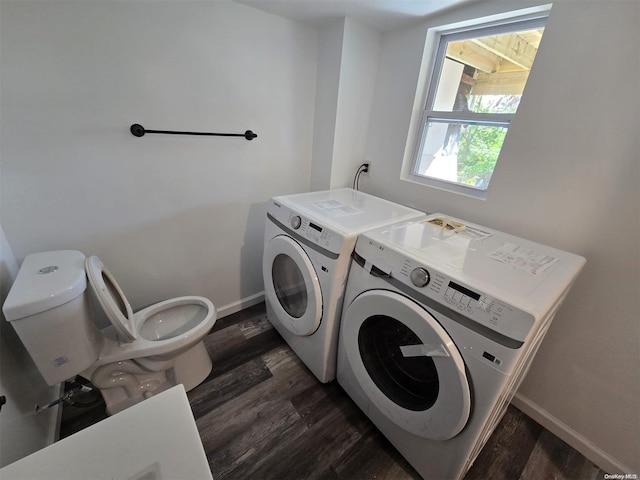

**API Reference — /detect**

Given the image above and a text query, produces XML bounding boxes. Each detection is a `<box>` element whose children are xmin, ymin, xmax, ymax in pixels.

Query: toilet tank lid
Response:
<box><xmin>2</xmin><ymin>250</ymin><xmax>87</xmax><ymax>322</ymax></box>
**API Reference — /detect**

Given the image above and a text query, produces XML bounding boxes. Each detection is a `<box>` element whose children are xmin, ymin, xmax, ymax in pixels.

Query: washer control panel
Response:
<box><xmin>363</xmin><ymin>238</ymin><xmax>535</xmax><ymax>343</ymax></box>
<box><xmin>290</xmin><ymin>215</ymin><xmax>302</xmax><ymax>230</ymax></box>
<box><xmin>268</xmin><ymin>200</ymin><xmax>345</xmax><ymax>254</ymax></box>
<box><xmin>410</xmin><ymin>267</ymin><xmax>430</xmax><ymax>287</ymax></box>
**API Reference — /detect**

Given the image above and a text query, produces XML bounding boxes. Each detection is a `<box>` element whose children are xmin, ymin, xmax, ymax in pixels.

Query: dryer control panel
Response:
<box><xmin>358</xmin><ymin>238</ymin><xmax>536</xmax><ymax>344</ymax></box>
<box><xmin>267</xmin><ymin>200</ymin><xmax>347</xmax><ymax>256</ymax></box>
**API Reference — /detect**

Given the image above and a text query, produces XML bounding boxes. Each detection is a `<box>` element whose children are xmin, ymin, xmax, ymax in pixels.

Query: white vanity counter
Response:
<box><xmin>0</xmin><ymin>384</ymin><xmax>213</xmax><ymax>480</ymax></box>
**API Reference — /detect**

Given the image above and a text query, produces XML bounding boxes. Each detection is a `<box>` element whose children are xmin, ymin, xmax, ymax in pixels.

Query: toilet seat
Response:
<box><xmin>94</xmin><ymin>295</ymin><xmax>216</xmax><ymax>366</ymax></box>
<box><xmin>85</xmin><ymin>256</ymin><xmax>217</xmax><ymax>365</ymax></box>
<box><xmin>86</xmin><ymin>256</ymin><xmax>137</xmax><ymax>342</ymax></box>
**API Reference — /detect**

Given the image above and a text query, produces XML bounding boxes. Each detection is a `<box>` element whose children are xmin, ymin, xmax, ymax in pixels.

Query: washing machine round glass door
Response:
<box><xmin>341</xmin><ymin>289</ymin><xmax>471</xmax><ymax>440</ymax></box>
<box><xmin>263</xmin><ymin>234</ymin><xmax>322</xmax><ymax>336</ymax></box>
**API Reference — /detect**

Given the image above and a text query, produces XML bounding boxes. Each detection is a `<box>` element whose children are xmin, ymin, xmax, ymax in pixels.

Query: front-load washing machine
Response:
<box><xmin>337</xmin><ymin>214</ymin><xmax>586</xmax><ymax>479</ymax></box>
<box><xmin>262</xmin><ymin>188</ymin><xmax>425</xmax><ymax>383</ymax></box>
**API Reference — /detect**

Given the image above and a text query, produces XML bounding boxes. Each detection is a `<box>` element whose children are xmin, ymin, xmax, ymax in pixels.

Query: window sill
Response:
<box><xmin>400</xmin><ymin>173</ymin><xmax>489</xmax><ymax>201</ymax></box>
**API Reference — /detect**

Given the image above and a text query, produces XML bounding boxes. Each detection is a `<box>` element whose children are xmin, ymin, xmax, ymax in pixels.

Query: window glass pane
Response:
<box><xmin>416</xmin><ymin>121</ymin><xmax>507</xmax><ymax>190</ymax></box>
<box><xmin>458</xmin><ymin>123</ymin><xmax>507</xmax><ymax>187</ymax></box>
<box><xmin>432</xmin><ymin>28</ymin><xmax>544</xmax><ymax>114</ymax></box>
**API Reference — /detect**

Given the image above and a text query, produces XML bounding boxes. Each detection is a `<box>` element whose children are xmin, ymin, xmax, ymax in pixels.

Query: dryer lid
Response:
<box><xmin>85</xmin><ymin>256</ymin><xmax>136</xmax><ymax>342</ymax></box>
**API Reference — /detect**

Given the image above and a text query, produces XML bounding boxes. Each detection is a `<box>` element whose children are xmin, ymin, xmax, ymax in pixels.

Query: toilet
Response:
<box><xmin>2</xmin><ymin>250</ymin><xmax>217</xmax><ymax>415</ymax></box>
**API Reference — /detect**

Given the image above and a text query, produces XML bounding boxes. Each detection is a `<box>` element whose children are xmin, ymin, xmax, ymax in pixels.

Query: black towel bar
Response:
<box><xmin>130</xmin><ymin>124</ymin><xmax>257</xmax><ymax>140</ymax></box>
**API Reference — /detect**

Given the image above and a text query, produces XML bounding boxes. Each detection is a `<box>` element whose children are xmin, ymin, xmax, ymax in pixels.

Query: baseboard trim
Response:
<box><xmin>512</xmin><ymin>393</ymin><xmax>632</xmax><ymax>474</ymax></box>
<box><xmin>216</xmin><ymin>291</ymin><xmax>265</xmax><ymax>319</ymax></box>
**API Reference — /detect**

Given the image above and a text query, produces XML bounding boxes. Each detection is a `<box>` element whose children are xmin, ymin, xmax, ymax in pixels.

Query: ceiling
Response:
<box><xmin>235</xmin><ymin>0</ymin><xmax>476</xmax><ymax>32</ymax></box>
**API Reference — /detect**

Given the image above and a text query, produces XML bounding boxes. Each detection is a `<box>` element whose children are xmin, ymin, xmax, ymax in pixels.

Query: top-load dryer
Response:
<box><xmin>337</xmin><ymin>214</ymin><xmax>586</xmax><ymax>479</ymax></box>
<box><xmin>262</xmin><ymin>188</ymin><xmax>425</xmax><ymax>383</ymax></box>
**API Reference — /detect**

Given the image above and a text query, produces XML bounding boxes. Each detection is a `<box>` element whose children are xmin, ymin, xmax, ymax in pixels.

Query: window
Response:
<box><xmin>409</xmin><ymin>8</ymin><xmax>549</xmax><ymax>198</ymax></box>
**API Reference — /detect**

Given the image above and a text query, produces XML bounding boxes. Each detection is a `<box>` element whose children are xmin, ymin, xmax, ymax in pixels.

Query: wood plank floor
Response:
<box><xmin>61</xmin><ymin>302</ymin><xmax>606</xmax><ymax>480</ymax></box>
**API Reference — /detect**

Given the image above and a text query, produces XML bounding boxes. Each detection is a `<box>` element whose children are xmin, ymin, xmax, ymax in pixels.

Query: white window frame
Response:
<box><xmin>403</xmin><ymin>5</ymin><xmax>551</xmax><ymax>200</ymax></box>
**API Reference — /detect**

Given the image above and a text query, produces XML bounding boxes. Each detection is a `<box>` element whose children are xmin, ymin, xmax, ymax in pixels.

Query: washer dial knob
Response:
<box><xmin>410</xmin><ymin>267</ymin><xmax>430</xmax><ymax>287</ymax></box>
<box><xmin>290</xmin><ymin>215</ymin><xmax>302</xmax><ymax>230</ymax></box>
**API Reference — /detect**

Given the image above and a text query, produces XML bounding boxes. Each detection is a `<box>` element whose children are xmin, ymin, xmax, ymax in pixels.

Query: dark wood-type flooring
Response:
<box><xmin>61</xmin><ymin>302</ymin><xmax>606</xmax><ymax>479</ymax></box>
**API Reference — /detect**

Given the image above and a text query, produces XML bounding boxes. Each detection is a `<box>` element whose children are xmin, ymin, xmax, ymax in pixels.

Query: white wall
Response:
<box><xmin>310</xmin><ymin>17</ymin><xmax>380</xmax><ymax>190</ymax></box>
<box><xmin>330</xmin><ymin>18</ymin><xmax>380</xmax><ymax>188</ymax></box>
<box><xmin>0</xmin><ymin>225</ymin><xmax>61</xmax><ymax>467</ymax></box>
<box><xmin>0</xmin><ymin>0</ymin><xmax>318</xmax><ymax>315</ymax></box>
<box><xmin>363</xmin><ymin>0</ymin><xmax>639</xmax><ymax>473</ymax></box>
<box><xmin>310</xmin><ymin>19</ymin><xmax>344</xmax><ymax>191</ymax></box>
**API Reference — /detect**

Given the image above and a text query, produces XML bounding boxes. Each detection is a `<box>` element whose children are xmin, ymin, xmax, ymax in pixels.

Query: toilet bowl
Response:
<box><xmin>2</xmin><ymin>250</ymin><xmax>217</xmax><ymax>415</ymax></box>
<box><xmin>83</xmin><ymin>255</ymin><xmax>217</xmax><ymax>414</ymax></box>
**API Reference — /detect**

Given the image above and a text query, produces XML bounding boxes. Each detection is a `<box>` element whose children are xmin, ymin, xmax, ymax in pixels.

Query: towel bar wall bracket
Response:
<box><xmin>130</xmin><ymin>124</ymin><xmax>257</xmax><ymax>140</ymax></box>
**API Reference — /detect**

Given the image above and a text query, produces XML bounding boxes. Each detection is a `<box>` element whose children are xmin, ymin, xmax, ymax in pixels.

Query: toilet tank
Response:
<box><xmin>2</xmin><ymin>250</ymin><xmax>103</xmax><ymax>386</ymax></box>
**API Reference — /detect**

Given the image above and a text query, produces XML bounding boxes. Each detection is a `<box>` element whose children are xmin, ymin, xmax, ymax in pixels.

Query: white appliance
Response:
<box><xmin>337</xmin><ymin>214</ymin><xmax>586</xmax><ymax>480</ymax></box>
<box><xmin>262</xmin><ymin>188</ymin><xmax>425</xmax><ymax>383</ymax></box>
<box><xmin>3</xmin><ymin>250</ymin><xmax>216</xmax><ymax>415</ymax></box>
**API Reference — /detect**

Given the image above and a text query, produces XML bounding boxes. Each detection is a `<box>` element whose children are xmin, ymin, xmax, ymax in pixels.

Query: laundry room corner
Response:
<box><xmin>310</xmin><ymin>17</ymin><xmax>381</xmax><ymax>191</ymax></box>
